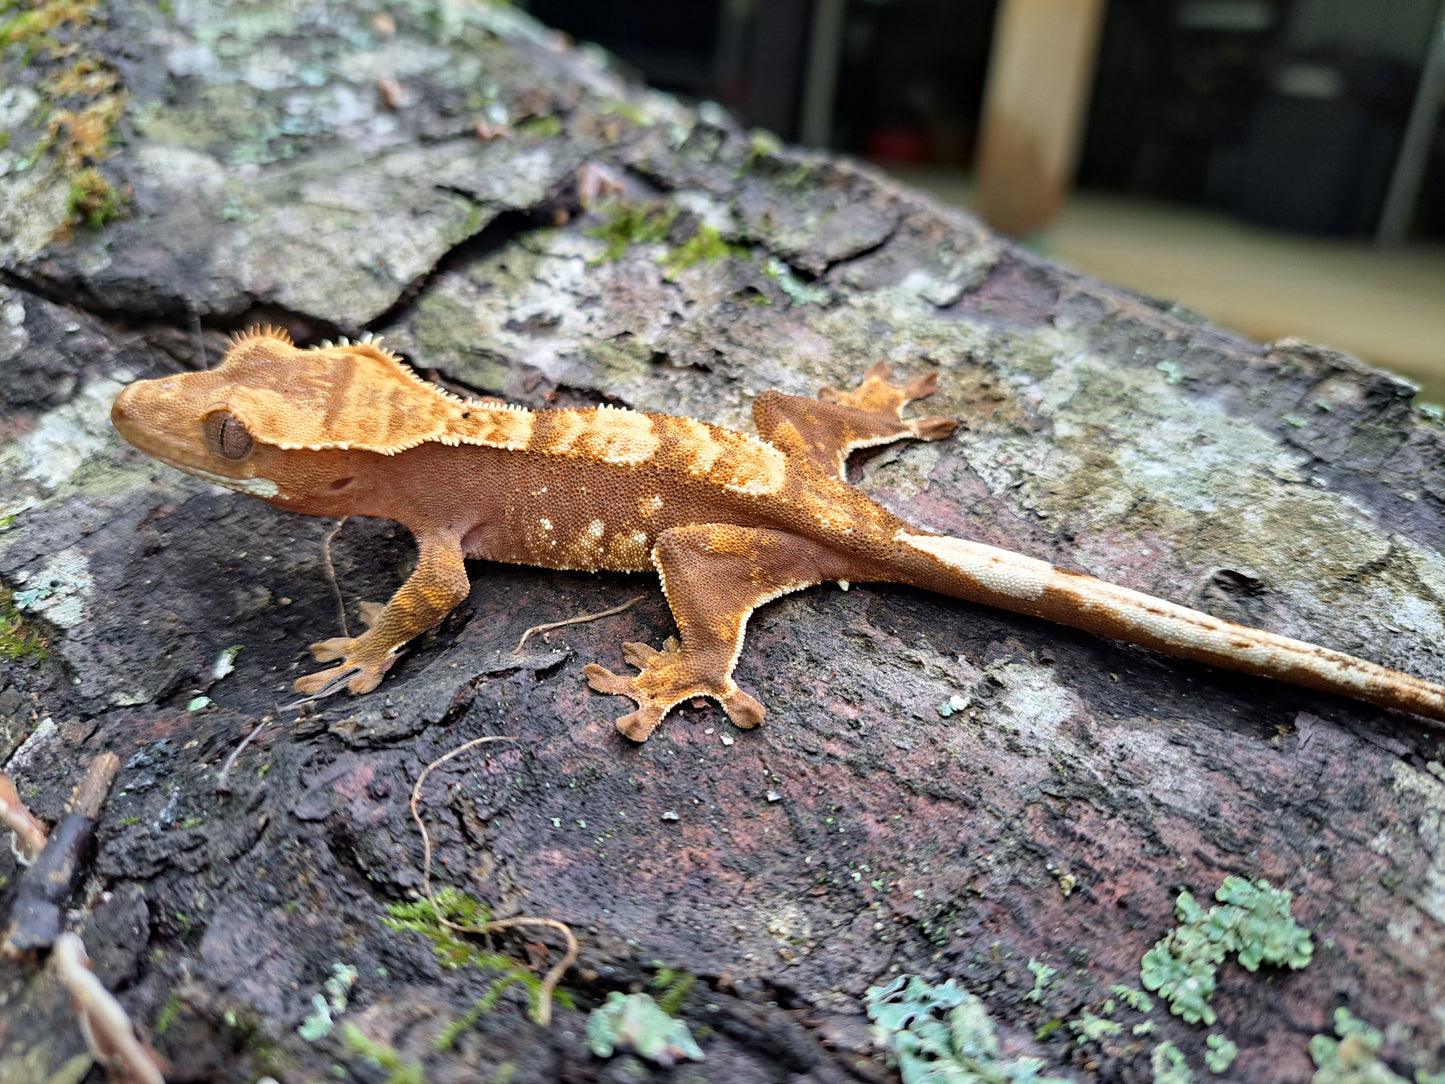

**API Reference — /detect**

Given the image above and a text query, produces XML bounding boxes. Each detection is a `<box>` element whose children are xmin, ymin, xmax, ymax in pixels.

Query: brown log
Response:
<box><xmin>0</xmin><ymin>3</ymin><xmax>1441</xmax><ymax>1082</ymax></box>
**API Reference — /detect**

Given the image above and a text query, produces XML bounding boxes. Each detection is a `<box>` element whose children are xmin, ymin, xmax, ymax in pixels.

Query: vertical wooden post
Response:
<box><xmin>975</xmin><ymin>0</ymin><xmax>1107</xmax><ymax>237</ymax></box>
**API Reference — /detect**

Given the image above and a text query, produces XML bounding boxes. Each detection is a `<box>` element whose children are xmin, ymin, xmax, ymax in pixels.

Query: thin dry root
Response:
<box><xmin>320</xmin><ymin>516</ymin><xmax>351</xmax><ymax>639</ymax></box>
<box><xmin>53</xmin><ymin>932</ymin><xmax>166</xmax><ymax>1084</ymax></box>
<box><xmin>0</xmin><ymin>770</ymin><xmax>47</xmax><ymax>863</ymax></box>
<box><xmin>409</xmin><ymin>736</ymin><xmax>580</xmax><ymax>1025</ymax></box>
<box><xmin>513</xmin><ymin>595</ymin><xmax>645</xmax><ymax>655</ymax></box>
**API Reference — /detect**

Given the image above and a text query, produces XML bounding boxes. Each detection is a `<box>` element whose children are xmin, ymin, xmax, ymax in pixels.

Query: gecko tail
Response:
<box><xmin>885</xmin><ymin>530</ymin><xmax>1445</xmax><ymax>725</ymax></box>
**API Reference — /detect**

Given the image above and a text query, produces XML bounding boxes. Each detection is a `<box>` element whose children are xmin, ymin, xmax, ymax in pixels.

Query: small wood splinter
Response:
<box><xmin>0</xmin><ymin>769</ymin><xmax>48</xmax><ymax>863</ymax></box>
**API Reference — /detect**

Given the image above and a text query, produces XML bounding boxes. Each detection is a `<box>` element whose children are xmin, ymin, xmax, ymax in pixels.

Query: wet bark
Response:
<box><xmin>1</xmin><ymin>3</ymin><xmax>1443</xmax><ymax>1082</ymax></box>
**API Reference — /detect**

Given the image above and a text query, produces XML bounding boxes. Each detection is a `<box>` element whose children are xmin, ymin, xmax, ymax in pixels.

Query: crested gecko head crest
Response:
<box><xmin>111</xmin><ymin>326</ymin><xmax>536</xmax><ymax>499</ymax></box>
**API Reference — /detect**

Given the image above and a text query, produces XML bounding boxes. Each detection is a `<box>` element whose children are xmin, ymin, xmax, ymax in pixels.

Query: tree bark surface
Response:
<box><xmin>1</xmin><ymin>3</ymin><xmax>1443</xmax><ymax>1082</ymax></box>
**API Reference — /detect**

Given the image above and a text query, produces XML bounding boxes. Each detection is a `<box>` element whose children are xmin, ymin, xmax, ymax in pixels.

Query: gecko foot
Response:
<box><xmin>584</xmin><ymin>638</ymin><xmax>765</xmax><ymax>741</ymax></box>
<box><xmin>820</xmin><ymin>360</ymin><xmax>944</xmax><ymax>415</ymax></box>
<box><xmin>293</xmin><ymin>637</ymin><xmax>399</xmax><ymax>696</ymax></box>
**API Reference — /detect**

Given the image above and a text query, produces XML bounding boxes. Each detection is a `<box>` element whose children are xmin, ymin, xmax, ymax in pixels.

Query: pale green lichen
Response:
<box><xmin>1109</xmin><ymin>985</ymin><xmax>1153</xmax><ymax>1013</ymax></box>
<box><xmin>865</xmin><ymin>975</ymin><xmax>1069</xmax><ymax>1083</ymax></box>
<box><xmin>1205</xmin><ymin>1033</ymin><xmax>1238</xmax><ymax>1074</ymax></box>
<box><xmin>1139</xmin><ymin>876</ymin><xmax>1312</xmax><ymax>1026</ymax></box>
<box><xmin>1152</xmin><ymin>1040</ymin><xmax>1196</xmax><ymax>1084</ymax></box>
<box><xmin>1309</xmin><ymin>1008</ymin><xmax>1444</xmax><ymax>1084</ymax></box>
<box><xmin>586</xmin><ymin>991</ymin><xmax>703</xmax><ymax>1066</ymax></box>
<box><xmin>298</xmin><ymin>962</ymin><xmax>358</xmax><ymax>1040</ymax></box>
<box><xmin>1024</xmin><ymin>958</ymin><xmax>1056</xmax><ymax>1003</ymax></box>
<box><xmin>764</xmin><ymin>256</ymin><xmax>829</xmax><ymax>306</ymax></box>
<box><xmin>1069</xmin><ymin>1011</ymin><xmax>1122</xmax><ymax>1044</ymax></box>
<box><xmin>296</xmin><ymin>994</ymin><xmax>333</xmax><ymax>1042</ymax></box>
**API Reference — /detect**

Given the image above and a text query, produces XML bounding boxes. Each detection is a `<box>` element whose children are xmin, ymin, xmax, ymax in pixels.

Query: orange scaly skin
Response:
<box><xmin>111</xmin><ymin>327</ymin><xmax>1445</xmax><ymax>740</ymax></box>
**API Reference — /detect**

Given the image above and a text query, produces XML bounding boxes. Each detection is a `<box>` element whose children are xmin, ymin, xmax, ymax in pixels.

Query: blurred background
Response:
<box><xmin>520</xmin><ymin>0</ymin><xmax>1445</xmax><ymax>400</ymax></box>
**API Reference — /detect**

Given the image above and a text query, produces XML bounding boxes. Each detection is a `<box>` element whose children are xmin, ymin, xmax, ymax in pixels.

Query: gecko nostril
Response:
<box><xmin>329</xmin><ymin>477</ymin><xmax>353</xmax><ymax>490</ymax></box>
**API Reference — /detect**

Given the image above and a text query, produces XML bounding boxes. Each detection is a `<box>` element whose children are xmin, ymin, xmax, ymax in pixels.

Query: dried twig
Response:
<box><xmin>513</xmin><ymin>595</ymin><xmax>645</xmax><ymax>655</ymax></box>
<box><xmin>409</xmin><ymin>736</ymin><xmax>579</xmax><ymax>1025</ymax></box>
<box><xmin>0</xmin><ymin>769</ymin><xmax>47</xmax><ymax>863</ymax></box>
<box><xmin>53</xmin><ymin>932</ymin><xmax>166</xmax><ymax>1084</ymax></box>
<box><xmin>3</xmin><ymin>753</ymin><xmax>120</xmax><ymax>956</ymax></box>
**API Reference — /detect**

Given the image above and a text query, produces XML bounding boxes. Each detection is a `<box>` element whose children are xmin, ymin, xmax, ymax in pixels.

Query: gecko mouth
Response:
<box><xmin>111</xmin><ymin>390</ymin><xmax>281</xmax><ymax>498</ymax></box>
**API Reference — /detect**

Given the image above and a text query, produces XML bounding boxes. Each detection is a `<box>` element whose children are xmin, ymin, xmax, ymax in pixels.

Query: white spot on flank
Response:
<box><xmin>587</xmin><ymin>519</ymin><xmax>605</xmax><ymax>539</ymax></box>
<box><xmin>540</xmin><ymin>518</ymin><xmax>553</xmax><ymax>531</ymax></box>
<box><xmin>896</xmin><ymin>531</ymin><xmax>1052</xmax><ymax>601</ymax></box>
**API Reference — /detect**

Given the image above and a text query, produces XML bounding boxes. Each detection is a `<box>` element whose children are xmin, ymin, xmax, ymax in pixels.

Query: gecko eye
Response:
<box><xmin>205</xmin><ymin>411</ymin><xmax>254</xmax><ymax>460</ymax></box>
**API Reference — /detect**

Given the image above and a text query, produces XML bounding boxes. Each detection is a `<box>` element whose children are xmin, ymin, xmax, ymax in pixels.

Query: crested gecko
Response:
<box><xmin>111</xmin><ymin>327</ymin><xmax>1445</xmax><ymax>740</ymax></box>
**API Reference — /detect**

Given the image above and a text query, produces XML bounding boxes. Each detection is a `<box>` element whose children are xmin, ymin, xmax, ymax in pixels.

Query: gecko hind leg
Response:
<box><xmin>584</xmin><ymin>524</ymin><xmax>850</xmax><ymax>741</ymax></box>
<box><xmin>752</xmin><ymin>361</ymin><xmax>956</xmax><ymax>481</ymax></box>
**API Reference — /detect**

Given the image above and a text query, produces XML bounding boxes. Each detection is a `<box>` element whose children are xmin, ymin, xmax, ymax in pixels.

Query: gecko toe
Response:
<box><xmin>583</xmin><ymin>662</ymin><xmax>630</xmax><ymax>695</ymax></box>
<box><xmin>309</xmin><ymin>636</ymin><xmax>355</xmax><ymax>662</ymax></box>
<box><xmin>585</xmin><ymin>662</ymin><xmax>672</xmax><ymax>740</ymax></box>
<box><xmin>295</xmin><ymin>652</ymin><xmax>395</xmax><ymax>698</ymax></box>
<box><xmin>615</xmin><ymin>705</ymin><xmax>665</xmax><ymax>742</ymax></box>
<box><xmin>900</xmin><ymin>371</ymin><xmax>940</xmax><ymax>401</ymax></box>
<box><xmin>912</xmin><ymin>415</ymin><xmax>957</xmax><ymax>441</ymax></box>
<box><xmin>720</xmin><ymin>688</ymin><xmax>765</xmax><ymax>729</ymax></box>
<box><xmin>347</xmin><ymin>669</ymin><xmax>384</xmax><ymax>694</ymax></box>
<box><xmin>293</xmin><ymin>665</ymin><xmax>357</xmax><ymax>697</ymax></box>
<box><xmin>619</xmin><ymin>642</ymin><xmax>662</xmax><ymax>669</ymax></box>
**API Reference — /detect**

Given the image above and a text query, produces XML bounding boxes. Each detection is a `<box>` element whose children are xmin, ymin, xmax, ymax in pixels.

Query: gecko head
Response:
<box><xmin>110</xmin><ymin>326</ymin><xmax>414</xmax><ymax>505</ymax></box>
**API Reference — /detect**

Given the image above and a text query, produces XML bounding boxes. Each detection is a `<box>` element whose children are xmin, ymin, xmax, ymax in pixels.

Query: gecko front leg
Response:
<box><xmin>584</xmin><ymin>524</ymin><xmax>851</xmax><ymax>741</ymax></box>
<box><xmin>294</xmin><ymin>530</ymin><xmax>470</xmax><ymax>695</ymax></box>
<box><xmin>752</xmin><ymin>361</ymin><xmax>956</xmax><ymax>480</ymax></box>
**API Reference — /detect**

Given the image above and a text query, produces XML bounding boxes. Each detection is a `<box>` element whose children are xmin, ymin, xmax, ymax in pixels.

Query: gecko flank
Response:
<box><xmin>111</xmin><ymin>327</ymin><xmax>1445</xmax><ymax>740</ymax></box>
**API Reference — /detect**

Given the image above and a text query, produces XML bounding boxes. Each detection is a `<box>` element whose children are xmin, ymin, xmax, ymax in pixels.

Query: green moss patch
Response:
<box><xmin>0</xmin><ymin>587</ymin><xmax>48</xmax><ymax>661</ymax></box>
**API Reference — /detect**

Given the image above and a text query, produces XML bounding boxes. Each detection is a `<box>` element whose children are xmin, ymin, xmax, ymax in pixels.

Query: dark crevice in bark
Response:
<box><xmin>367</xmin><ymin>205</ymin><xmax>563</xmax><ymax>337</ymax></box>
